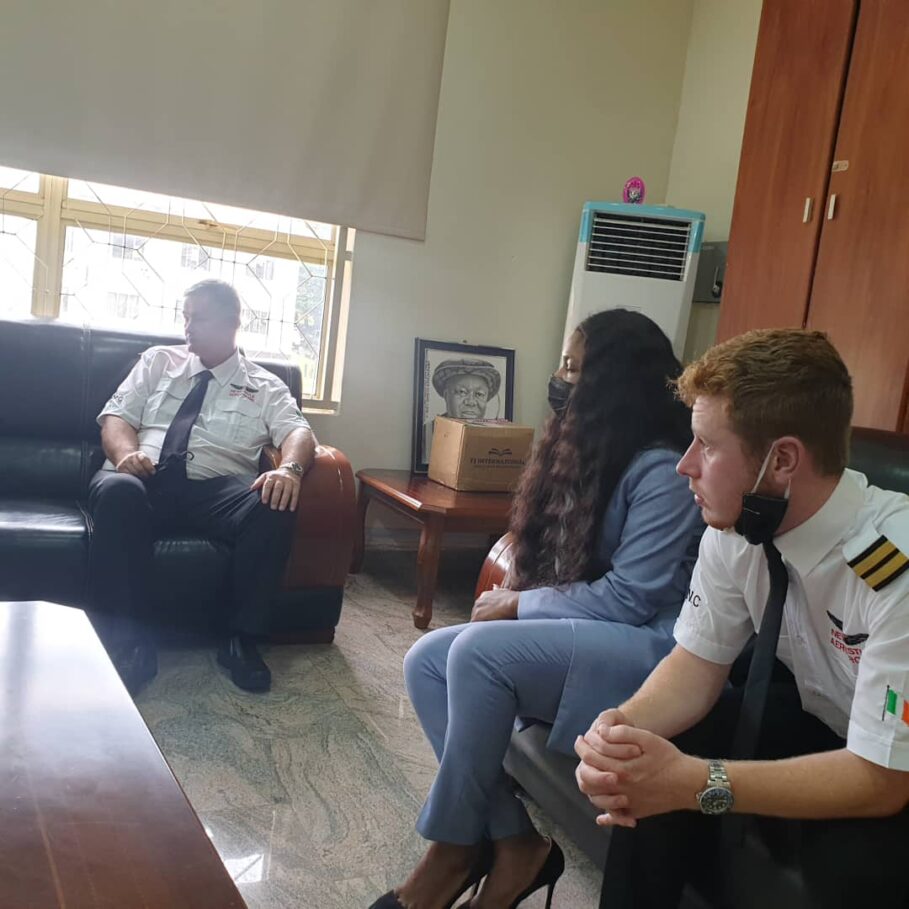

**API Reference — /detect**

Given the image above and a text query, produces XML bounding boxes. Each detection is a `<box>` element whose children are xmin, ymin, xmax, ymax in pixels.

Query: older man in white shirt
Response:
<box><xmin>89</xmin><ymin>279</ymin><xmax>316</xmax><ymax>695</ymax></box>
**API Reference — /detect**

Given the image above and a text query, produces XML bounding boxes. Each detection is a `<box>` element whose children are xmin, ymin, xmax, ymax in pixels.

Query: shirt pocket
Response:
<box><xmin>218</xmin><ymin>396</ymin><xmax>267</xmax><ymax>448</ymax></box>
<box><xmin>142</xmin><ymin>388</ymin><xmax>181</xmax><ymax>427</ymax></box>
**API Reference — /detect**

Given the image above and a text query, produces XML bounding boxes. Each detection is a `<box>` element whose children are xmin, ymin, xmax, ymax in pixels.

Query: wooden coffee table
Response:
<box><xmin>0</xmin><ymin>601</ymin><xmax>246</xmax><ymax>909</ymax></box>
<box><xmin>351</xmin><ymin>469</ymin><xmax>513</xmax><ymax>628</ymax></box>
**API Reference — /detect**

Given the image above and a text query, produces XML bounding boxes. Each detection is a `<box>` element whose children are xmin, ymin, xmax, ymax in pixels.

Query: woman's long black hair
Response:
<box><xmin>509</xmin><ymin>309</ymin><xmax>691</xmax><ymax>590</ymax></box>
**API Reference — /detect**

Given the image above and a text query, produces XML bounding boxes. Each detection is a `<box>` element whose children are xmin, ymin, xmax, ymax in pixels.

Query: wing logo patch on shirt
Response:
<box><xmin>826</xmin><ymin>611</ymin><xmax>866</xmax><ymax>664</ymax></box>
<box><xmin>229</xmin><ymin>383</ymin><xmax>259</xmax><ymax>402</ymax></box>
<box><xmin>882</xmin><ymin>686</ymin><xmax>909</xmax><ymax>725</ymax></box>
<box><xmin>826</xmin><ymin>611</ymin><xmax>869</xmax><ymax>647</ymax></box>
<box><xmin>847</xmin><ymin>535</ymin><xmax>909</xmax><ymax>591</ymax></box>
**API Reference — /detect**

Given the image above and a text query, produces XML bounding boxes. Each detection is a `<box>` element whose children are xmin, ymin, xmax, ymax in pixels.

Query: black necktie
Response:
<box><xmin>731</xmin><ymin>541</ymin><xmax>790</xmax><ymax>761</ymax></box>
<box><xmin>721</xmin><ymin>540</ymin><xmax>790</xmax><ymax>886</ymax></box>
<box><xmin>157</xmin><ymin>370</ymin><xmax>213</xmax><ymax>477</ymax></box>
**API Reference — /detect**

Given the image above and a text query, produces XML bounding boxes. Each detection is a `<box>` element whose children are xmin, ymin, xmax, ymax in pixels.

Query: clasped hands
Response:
<box><xmin>574</xmin><ymin>709</ymin><xmax>701</xmax><ymax>827</ymax></box>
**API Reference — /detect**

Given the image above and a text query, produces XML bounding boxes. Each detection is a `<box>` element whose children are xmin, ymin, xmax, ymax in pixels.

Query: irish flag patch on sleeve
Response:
<box><xmin>882</xmin><ymin>686</ymin><xmax>909</xmax><ymax>724</ymax></box>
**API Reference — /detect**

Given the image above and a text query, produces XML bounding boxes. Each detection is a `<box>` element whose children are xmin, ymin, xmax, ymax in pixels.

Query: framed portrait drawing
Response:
<box><xmin>412</xmin><ymin>338</ymin><xmax>516</xmax><ymax>474</ymax></box>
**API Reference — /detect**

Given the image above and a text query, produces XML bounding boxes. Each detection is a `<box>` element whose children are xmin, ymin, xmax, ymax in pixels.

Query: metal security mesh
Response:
<box><xmin>0</xmin><ymin>171</ymin><xmax>337</xmax><ymax>399</ymax></box>
<box><xmin>0</xmin><ymin>214</ymin><xmax>38</xmax><ymax>318</ymax></box>
<box><xmin>60</xmin><ymin>227</ymin><xmax>329</xmax><ymax>395</ymax></box>
<box><xmin>0</xmin><ymin>166</ymin><xmax>39</xmax><ymax>194</ymax></box>
<box><xmin>0</xmin><ymin>168</ymin><xmax>43</xmax><ymax>317</ymax></box>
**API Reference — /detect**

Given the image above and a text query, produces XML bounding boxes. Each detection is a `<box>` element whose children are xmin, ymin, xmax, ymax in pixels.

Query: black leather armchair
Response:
<box><xmin>475</xmin><ymin>427</ymin><xmax>909</xmax><ymax>904</ymax></box>
<box><xmin>0</xmin><ymin>318</ymin><xmax>356</xmax><ymax>640</ymax></box>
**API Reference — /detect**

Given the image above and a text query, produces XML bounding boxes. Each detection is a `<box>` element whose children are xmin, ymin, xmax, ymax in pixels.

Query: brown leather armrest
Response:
<box><xmin>474</xmin><ymin>532</ymin><xmax>515</xmax><ymax>598</ymax></box>
<box><xmin>281</xmin><ymin>445</ymin><xmax>356</xmax><ymax>590</ymax></box>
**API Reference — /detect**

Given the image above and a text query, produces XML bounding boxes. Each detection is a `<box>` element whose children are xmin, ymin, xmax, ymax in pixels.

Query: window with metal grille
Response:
<box><xmin>0</xmin><ymin>165</ymin><xmax>352</xmax><ymax>408</ymax></box>
<box><xmin>181</xmin><ymin>244</ymin><xmax>210</xmax><ymax>271</ymax></box>
<box><xmin>251</xmin><ymin>258</ymin><xmax>275</xmax><ymax>281</ymax></box>
<box><xmin>110</xmin><ymin>234</ymin><xmax>144</xmax><ymax>261</ymax></box>
<box><xmin>107</xmin><ymin>291</ymin><xmax>141</xmax><ymax>320</ymax></box>
<box><xmin>585</xmin><ymin>211</ymin><xmax>691</xmax><ymax>281</ymax></box>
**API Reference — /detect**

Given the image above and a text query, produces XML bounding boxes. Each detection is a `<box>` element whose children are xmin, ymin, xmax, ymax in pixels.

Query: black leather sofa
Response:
<box><xmin>0</xmin><ymin>318</ymin><xmax>356</xmax><ymax>640</ymax></box>
<box><xmin>477</xmin><ymin>427</ymin><xmax>909</xmax><ymax>906</ymax></box>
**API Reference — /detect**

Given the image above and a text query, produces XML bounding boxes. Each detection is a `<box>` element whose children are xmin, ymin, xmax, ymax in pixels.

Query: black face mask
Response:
<box><xmin>548</xmin><ymin>375</ymin><xmax>574</xmax><ymax>416</ymax></box>
<box><xmin>734</xmin><ymin>445</ymin><xmax>790</xmax><ymax>545</ymax></box>
<box><xmin>735</xmin><ymin>493</ymin><xmax>789</xmax><ymax>545</ymax></box>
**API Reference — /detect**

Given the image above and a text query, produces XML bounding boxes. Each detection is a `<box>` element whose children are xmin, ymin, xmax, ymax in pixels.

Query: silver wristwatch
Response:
<box><xmin>696</xmin><ymin>760</ymin><xmax>735</xmax><ymax>815</ymax></box>
<box><xmin>278</xmin><ymin>461</ymin><xmax>304</xmax><ymax>477</ymax></box>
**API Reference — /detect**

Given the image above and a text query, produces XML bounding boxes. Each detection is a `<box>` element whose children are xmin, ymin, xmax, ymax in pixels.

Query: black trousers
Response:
<box><xmin>87</xmin><ymin>468</ymin><xmax>295</xmax><ymax>646</ymax></box>
<box><xmin>599</xmin><ymin>665</ymin><xmax>909</xmax><ymax>909</ymax></box>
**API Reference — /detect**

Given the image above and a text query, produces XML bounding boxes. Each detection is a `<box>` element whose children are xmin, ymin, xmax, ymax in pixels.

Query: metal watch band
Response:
<box><xmin>696</xmin><ymin>759</ymin><xmax>734</xmax><ymax>815</ymax></box>
<box><xmin>708</xmin><ymin>759</ymin><xmax>730</xmax><ymax>786</ymax></box>
<box><xmin>278</xmin><ymin>461</ymin><xmax>304</xmax><ymax>476</ymax></box>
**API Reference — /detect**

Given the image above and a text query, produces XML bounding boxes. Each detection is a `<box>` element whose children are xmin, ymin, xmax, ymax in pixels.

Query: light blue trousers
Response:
<box><xmin>403</xmin><ymin>620</ymin><xmax>573</xmax><ymax>845</ymax></box>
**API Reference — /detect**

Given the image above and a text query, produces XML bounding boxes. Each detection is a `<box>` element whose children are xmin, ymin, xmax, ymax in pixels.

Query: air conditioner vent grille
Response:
<box><xmin>586</xmin><ymin>212</ymin><xmax>690</xmax><ymax>281</ymax></box>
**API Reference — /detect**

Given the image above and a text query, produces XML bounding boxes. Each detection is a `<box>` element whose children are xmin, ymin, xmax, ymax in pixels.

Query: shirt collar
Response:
<box><xmin>188</xmin><ymin>348</ymin><xmax>243</xmax><ymax>387</ymax></box>
<box><xmin>775</xmin><ymin>469</ymin><xmax>866</xmax><ymax>575</ymax></box>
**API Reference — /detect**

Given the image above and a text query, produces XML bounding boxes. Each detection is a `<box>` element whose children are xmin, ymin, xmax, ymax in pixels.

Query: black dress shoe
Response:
<box><xmin>366</xmin><ymin>894</ymin><xmax>405</xmax><ymax>909</ymax></box>
<box><xmin>217</xmin><ymin>634</ymin><xmax>271</xmax><ymax>692</ymax></box>
<box><xmin>114</xmin><ymin>640</ymin><xmax>158</xmax><ymax>697</ymax></box>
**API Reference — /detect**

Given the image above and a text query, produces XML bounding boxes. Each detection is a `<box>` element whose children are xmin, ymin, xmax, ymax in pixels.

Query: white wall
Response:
<box><xmin>308</xmin><ymin>0</ymin><xmax>695</xmax><ymax>472</ymax></box>
<box><xmin>668</xmin><ymin>0</ymin><xmax>763</xmax><ymax>361</ymax></box>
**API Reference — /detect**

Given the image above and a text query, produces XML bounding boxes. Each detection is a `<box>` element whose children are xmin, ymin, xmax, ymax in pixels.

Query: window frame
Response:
<box><xmin>0</xmin><ymin>173</ymin><xmax>350</xmax><ymax>412</ymax></box>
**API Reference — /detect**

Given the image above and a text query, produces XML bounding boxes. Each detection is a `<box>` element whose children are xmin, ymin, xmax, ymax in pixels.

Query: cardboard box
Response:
<box><xmin>428</xmin><ymin>417</ymin><xmax>534</xmax><ymax>492</ymax></box>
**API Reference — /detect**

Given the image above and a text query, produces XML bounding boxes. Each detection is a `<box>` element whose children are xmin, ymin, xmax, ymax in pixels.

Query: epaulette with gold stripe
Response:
<box><xmin>848</xmin><ymin>535</ymin><xmax>909</xmax><ymax>591</ymax></box>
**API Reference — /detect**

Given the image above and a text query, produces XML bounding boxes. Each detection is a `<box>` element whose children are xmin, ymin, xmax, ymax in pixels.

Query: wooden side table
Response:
<box><xmin>351</xmin><ymin>469</ymin><xmax>513</xmax><ymax>628</ymax></box>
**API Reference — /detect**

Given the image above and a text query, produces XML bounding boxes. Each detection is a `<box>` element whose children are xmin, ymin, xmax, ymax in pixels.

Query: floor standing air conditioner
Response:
<box><xmin>564</xmin><ymin>201</ymin><xmax>705</xmax><ymax>358</ymax></box>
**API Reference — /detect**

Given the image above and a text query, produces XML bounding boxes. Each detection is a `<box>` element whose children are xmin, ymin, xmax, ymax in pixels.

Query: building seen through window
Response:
<box><xmin>0</xmin><ymin>166</ymin><xmax>349</xmax><ymax>403</ymax></box>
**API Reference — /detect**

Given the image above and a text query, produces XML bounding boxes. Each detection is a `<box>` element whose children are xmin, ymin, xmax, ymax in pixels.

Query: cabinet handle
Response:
<box><xmin>802</xmin><ymin>197</ymin><xmax>814</xmax><ymax>223</ymax></box>
<box><xmin>827</xmin><ymin>194</ymin><xmax>838</xmax><ymax>220</ymax></box>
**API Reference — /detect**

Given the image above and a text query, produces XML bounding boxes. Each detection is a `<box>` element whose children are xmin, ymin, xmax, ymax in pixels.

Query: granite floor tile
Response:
<box><xmin>201</xmin><ymin>800</ymin><xmax>461</xmax><ymax>908</ymax></box>
<box><xmin>343</xmin><ymin>707</ymin><xmax>440</xmax><ymax>799</ymax></box>
<box><xmin>137</xmin><ymin>546</ymin><xmax>601</xmax><ymax>908</ymax></box>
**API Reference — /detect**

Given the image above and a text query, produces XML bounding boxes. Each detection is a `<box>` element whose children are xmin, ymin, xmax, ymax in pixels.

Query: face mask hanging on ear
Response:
<box><xmin>547</xmin><ymin>375</ymin><xmax>574</xmax><ymax>416</ymax></box>
<box><xmin>734</xmin><ymin>443</ymin><xmax>791</xmax><ymax>545</ymax></box>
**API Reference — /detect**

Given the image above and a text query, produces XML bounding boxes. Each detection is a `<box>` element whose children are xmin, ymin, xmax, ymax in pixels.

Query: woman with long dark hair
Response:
<box><xmin>368</xmin><ymin>310</ymin><xmax>703</xmax><ymax>909</ymax></box>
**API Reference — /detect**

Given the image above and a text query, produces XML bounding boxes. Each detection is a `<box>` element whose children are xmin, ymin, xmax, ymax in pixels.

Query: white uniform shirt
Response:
<box><xmin>675</xmin><ymin>470</ymin><xmax>909</xmax><ymax>771</ymax></box>
<box><xmin>97</xmin><ymin>345</ymin><xmax>310</xmax><ymax>480</ymax></box>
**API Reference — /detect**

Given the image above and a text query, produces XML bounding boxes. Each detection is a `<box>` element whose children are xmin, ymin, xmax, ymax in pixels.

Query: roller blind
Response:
<box><xmin>0</xmin><ymin>0</ymin><xmax>450</xmax><ymax>240</ymax></box>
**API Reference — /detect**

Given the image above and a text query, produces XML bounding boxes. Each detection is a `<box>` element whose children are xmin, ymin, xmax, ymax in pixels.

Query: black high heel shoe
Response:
<box><xmin>367</xmin><ymin>840</ymin><xmax>494</xmax><ymax>909</ymax></box>
<box><xmin>509</xmin><ymin>839</ymin><xmax>565</xmax><ymax>909</ymax></box>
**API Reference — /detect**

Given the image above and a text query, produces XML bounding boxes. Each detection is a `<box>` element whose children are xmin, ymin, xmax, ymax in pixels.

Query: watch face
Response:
<box><xmin>698</xmin><ymin>786</ymin><xmax>734</xmax><ymax>815</ymax></box>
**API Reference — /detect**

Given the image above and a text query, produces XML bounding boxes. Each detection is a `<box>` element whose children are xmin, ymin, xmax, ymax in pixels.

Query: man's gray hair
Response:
<box><xmin>185</xmin><ymin>279</ymin><xmax>242</xmax><ymax>321</ymax></box>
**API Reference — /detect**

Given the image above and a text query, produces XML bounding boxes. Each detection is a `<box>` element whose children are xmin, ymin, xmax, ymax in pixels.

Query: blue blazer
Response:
<box><xmin>516</xmin><ymin>447</ymin><xmax>704</xmax><ymax>753</ymax></box>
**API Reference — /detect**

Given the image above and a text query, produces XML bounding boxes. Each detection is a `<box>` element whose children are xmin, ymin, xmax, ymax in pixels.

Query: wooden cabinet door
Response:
<box><xmin>717</xmin><ymin>0</ymin><xmax>856</xmax><ymax>341</ymax></box>
<box><xmin>807</xmin><ymin>0</ymin><xmax>909</xmax><ymax>430</ymax></box>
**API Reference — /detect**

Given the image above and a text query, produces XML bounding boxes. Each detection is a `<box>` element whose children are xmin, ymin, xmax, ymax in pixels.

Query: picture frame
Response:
<box><xmin>412</xmin><ymin>338</ymin><xmax>516</xmax><ymax>474</ymax></box>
